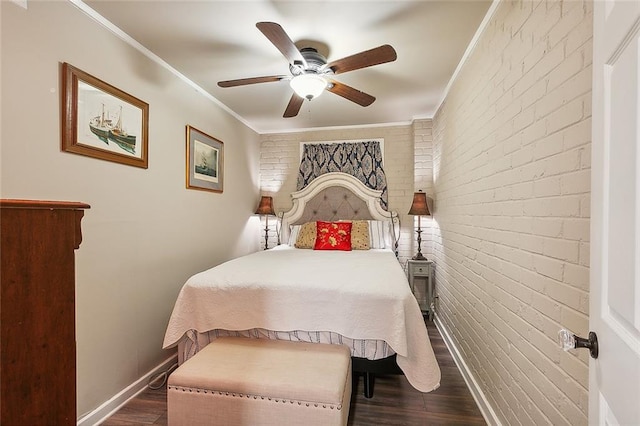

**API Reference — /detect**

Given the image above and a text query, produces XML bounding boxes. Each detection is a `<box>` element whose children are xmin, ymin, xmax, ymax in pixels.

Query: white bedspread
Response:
<box><xmin>163</xmin><ymin>245</ymin><xmax>441</xmax><ymax>393</ymax></box>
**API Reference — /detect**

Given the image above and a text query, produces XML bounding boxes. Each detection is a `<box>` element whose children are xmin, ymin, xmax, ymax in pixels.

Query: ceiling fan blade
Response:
<box><xmin>256</xmin><ymin>22</ymin><xmax>307</xmax><ymax>68</ymax></box>
<box><xmin>217</xmin><ymin>75</ymin><xmax>288</xmax><ymax>88</ymax></box>
<box><xmin>326</xmin><ymin>45</ymin><xmax>397</xmax><ymax>75</ymax></box>
<box><xmin>327</xmin><ymin>80</ymin><xmax>375</xmax><ymax>107</ymax></box>
<box><xmin>283</xmin><ymin>93</ymin><xmax>304</xmax><ymax>118</ymax></box>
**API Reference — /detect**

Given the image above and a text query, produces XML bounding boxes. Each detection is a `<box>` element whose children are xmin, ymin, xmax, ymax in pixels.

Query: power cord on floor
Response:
<box><xmin>148</xmin><ymin>362</ymin><xmax>179</xmax><ymax>389</ymax></box>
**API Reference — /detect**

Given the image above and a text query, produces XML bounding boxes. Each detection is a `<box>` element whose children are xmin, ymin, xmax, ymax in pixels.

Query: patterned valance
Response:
<box><xmin>296</xmin><ymin>141</ymin><xmax>388</xmax><ymax>209</ymax></box>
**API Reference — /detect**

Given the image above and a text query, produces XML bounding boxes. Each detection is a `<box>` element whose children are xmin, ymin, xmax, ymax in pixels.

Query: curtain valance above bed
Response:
<box><xmin>297</xmin><ymin>141</ymin><xmax>388</xmax><ymax>210</ymax></box>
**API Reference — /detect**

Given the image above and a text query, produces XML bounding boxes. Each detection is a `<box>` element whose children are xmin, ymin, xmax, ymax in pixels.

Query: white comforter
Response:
<box><xmin>163</xmin><ymin>245</ymin><xmax>441</xmax><ymax>393</ymax></box>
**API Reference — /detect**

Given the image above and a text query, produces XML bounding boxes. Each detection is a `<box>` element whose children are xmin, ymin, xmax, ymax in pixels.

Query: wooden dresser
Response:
<box><xmin>1</xmin><ymin>200</ymin><xmax>90</xmax><ymax>425</ymax></box>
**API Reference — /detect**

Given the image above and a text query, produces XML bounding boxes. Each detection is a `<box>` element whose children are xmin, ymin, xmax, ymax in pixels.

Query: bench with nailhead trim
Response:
<box><xmin>167</xmin><ymin>337</ymin><xmax>352</xmax><ymax>426</ymax></box>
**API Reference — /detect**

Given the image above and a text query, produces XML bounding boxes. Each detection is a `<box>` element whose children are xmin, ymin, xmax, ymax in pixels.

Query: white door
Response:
<box><xmin>591</xmin><ymin>0</ymin><xmax>640</xmax><ymax>424</ymax></box>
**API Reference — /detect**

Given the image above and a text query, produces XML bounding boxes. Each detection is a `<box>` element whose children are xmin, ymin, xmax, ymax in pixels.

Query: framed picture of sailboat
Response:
<box><xmin>61</xmin><ymin>62</ymin><xmax>149</xmax><ymax>168</ymax></box>
<box><xmin>186</xmin><ymin>125</ymin><xmax>224</xmax><ymax>193</ymax></box>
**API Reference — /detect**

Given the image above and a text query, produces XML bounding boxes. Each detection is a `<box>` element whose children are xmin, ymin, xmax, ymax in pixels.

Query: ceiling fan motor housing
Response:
<box><xmin>290</xmin><ymin>47</ymin><xmax>332</xmax><ymax>76</ymax></box>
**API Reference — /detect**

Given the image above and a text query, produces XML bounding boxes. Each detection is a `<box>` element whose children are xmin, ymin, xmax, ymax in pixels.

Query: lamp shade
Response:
<box><xmin>289</xmin><ymin>74</ymin><xmax>327</xmax><ymax>100</ymax></box>
<box><xmin>408</xmin><ymin>191</ymin><xmax>430</xmax><ymax>216</ymax></box>
<box><xmin>255</xmin><ymin>196</ymin><xmax>275</xmax><ymax>216</ymax></box>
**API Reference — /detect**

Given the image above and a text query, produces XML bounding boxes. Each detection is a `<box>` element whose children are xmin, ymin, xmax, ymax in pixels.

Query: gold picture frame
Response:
<box><xmin>61</xmin><ymin>62</ymin><xmax>149</xmax><ymax>168</ymax></box>
<box><xmin>186</xmin><ymin>125</ymin><xmax>224</xmax><ymax>193</ymax></box>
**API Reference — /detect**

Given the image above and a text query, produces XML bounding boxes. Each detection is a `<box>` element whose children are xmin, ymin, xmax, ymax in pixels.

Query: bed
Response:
<box><xmin>163</xmin><ymin>172</ymin><xmax>441</xmax><ymax>396</ymax></box>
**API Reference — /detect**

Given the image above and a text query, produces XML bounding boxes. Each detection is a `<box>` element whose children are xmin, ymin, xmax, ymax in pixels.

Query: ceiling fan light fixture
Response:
<box><xmin>290</xmin><ymin>73</ymin><xmax>327</xmax><ymax>100</ymax></box>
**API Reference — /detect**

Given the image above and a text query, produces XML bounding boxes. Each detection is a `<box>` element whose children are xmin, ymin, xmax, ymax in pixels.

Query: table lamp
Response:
<box><xmin>408</xmin><ymin>190</ymin><xmax>431</xmax><ymax>260</ymax></box>
<box><xmin>255</xmin><ymin>196</ymin><xmax>276</xmax><ymax>250</ymax></box>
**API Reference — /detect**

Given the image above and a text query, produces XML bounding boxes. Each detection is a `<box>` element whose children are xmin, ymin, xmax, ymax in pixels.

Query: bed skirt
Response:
<box><xmin>177</xmin><ymin>328</ymin><xmax>396</xmax><ymax>364</ymax></box>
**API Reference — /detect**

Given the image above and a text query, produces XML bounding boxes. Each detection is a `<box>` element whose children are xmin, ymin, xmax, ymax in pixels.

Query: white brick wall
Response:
<box><xmin>413</xmin><ymin>119</ymin><xmax>435</xmax><ymax>261</ymax></box>
<box><xmin>432</xmin><ymin>1</ymin><xmax>592</xmax><ymax>424</ymax></box>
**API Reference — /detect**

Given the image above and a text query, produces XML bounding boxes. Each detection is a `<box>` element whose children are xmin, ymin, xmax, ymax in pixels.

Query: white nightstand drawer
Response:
<box><xmin>413</xmin><ymin>266</ymin><xmax>429</xmax><ymax>275</ymax></box>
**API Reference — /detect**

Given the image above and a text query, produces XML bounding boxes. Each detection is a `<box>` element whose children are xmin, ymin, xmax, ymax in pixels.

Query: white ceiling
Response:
<box><xmin>80</xmin><ymin>0</ymin><xmax>492</xmax><ymax>134</ymax></box>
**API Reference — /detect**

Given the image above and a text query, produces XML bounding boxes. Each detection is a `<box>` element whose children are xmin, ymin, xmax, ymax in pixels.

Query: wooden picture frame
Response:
<box><xmin>186</xmin><ymin>125</ymin><xmax>224</xmax><ymax>193</ymax></box>
<box><xmin>61</xmin><ymin>63</ymin><xmax>149</xmax><ymax>168</ymax></box>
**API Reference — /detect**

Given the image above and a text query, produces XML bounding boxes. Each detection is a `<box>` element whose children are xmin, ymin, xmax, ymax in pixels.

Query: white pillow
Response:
<box><xmin>368</xmin><ymin>220</ymin><xmax>392</xmax><ymax>249</ymax></box>
<box><xmin>288</xmin><ymin>225</ymin><xmax>301</xmax><ymax>246</ymax></box>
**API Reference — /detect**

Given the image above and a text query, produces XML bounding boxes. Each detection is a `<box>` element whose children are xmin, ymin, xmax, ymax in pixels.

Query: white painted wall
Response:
<box><xmin>432</xmin><ymin>0</ymin><xmax>592</xmax><ymax>424</ymax></box>
<box><xmin>1</xmin><ymin>1</ymin><xmax>260</xmax><ymax>418</ymax></box>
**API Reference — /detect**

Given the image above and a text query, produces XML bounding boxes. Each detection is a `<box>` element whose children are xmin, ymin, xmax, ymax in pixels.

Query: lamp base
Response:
<box><xmin>412</xmin><ymin>253</ymin><xmax>427</xmax><ymax>261</ymax></box>
<box><xmin>263</xmin><ymin>225</ymin><xmax>270</xmax><ymax>250</ymax></box>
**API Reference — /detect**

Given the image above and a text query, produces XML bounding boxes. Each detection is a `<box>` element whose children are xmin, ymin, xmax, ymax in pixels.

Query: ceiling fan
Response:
<box><xmin>217</xmin><ymin>22</ymin><xmax>397</xmax><ymax>118</ymax></box>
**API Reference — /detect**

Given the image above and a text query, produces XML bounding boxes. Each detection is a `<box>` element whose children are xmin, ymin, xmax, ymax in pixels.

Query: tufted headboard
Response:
<box><xmin>280</xmin><ymin>172</ymin><xmax>398</xmax><ymax>249</ymax></box>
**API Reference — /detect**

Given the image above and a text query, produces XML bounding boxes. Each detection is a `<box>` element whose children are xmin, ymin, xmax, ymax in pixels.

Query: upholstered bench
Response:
<box><xmin>167</xmin><ymin>337</ymin><xmax>352</xmax><ymax>426</ymax></box>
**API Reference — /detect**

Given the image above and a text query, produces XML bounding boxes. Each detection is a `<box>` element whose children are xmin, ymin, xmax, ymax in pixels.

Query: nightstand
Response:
<box><xmin>407</xmin><ymin>260</ymin><xmax>434</xmax><ymax>320</ymax></box>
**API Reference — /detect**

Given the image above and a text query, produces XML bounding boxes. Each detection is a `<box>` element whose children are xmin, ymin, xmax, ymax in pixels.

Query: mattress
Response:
<box><xmin>163</xmin><ymin>245</ymin><xmax>441</xmax><ymax>393</ymax></box>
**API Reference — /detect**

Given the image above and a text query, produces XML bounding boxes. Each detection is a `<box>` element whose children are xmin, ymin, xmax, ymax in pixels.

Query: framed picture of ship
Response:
<box><xmin>61</xmin><ymin>63</ymin><xmax>149</xmax><ymax>168</ymax></box>
<box><xmin>186</xmin><ymin>125</ymin><xmax>224</xmax><ymax>193</ymax></box>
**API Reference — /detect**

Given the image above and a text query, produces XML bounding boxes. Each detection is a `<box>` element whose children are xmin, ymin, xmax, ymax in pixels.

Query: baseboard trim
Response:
<box><xmin>434</xmin><ymin>315</ymin><xmax>502</xmax><ymax>426</ymax></box>
<box><xmin>77</xmin><ymin>353</ymin><xmax>178</xmax><ymax>426</ymax></box>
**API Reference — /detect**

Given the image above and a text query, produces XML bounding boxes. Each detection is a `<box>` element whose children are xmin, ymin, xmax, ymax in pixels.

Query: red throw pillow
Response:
<box><xmin>314</xmin><ymin>221</ymin><xmax>353</xmax><ymax>251</ymax></box>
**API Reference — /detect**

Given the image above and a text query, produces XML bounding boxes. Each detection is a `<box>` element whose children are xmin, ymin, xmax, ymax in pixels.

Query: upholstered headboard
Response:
<box><xmin>280</xmin><ymin>172</ymin><xmax>398</xmax><ymax>249</ymax></box>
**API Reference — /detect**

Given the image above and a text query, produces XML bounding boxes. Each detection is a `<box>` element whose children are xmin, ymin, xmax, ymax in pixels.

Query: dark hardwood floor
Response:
<box><xmin>102</xmin><ymin>322</ymin><xmax>486</xmax><ymax>425</ymax></box>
